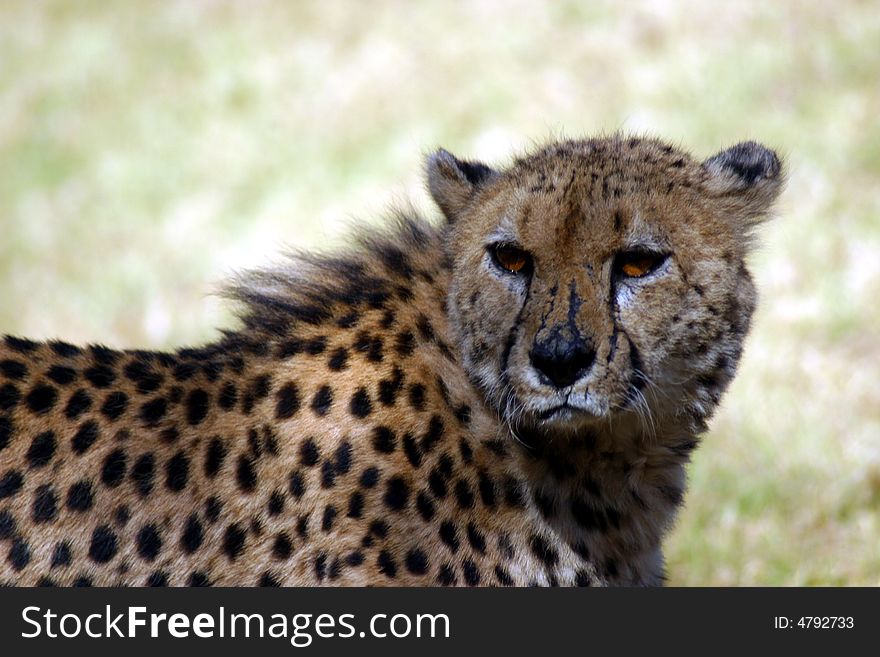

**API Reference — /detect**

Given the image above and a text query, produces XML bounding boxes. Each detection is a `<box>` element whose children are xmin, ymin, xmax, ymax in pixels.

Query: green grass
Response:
<box><xmin>1</xmin><ymin>0</ymin><xmax>878</xmax><ymax>585</ymax></box>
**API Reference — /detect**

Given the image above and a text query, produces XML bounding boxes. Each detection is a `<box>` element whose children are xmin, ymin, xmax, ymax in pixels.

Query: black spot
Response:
<box><xmin>114</xmin><ymin>505</ymin><xmax>130</xmax><ymax>527</ymax></box>
<box><xmin>395</xmin><ymin>330</ymin><xmax>415</xmax><ymax>357</ymax></box>
<box><xmin>259</xmin><ymin>572</ymin><xmax>281</xmax><ymax>587</ymax></box>
<box><xmin>402</xmin><ymin>433</ymin><xmax>422</xmax><ymax>467</ymax></box>
<box><xmin>530</xmin><ymin>534</ymin><xmax>559</xmax><ymax>567</ymax></box>
<box><xmin>173</xmin><ymin>362</ymin><xmax>197</xmax><ymax>382</ymax></box>
<box><xmin>408</xmin><ymin>383</ymin><xmax>426</xmax><ymax>411</ymax></box>
<box><xmin>139</xmin><ymin>397</ymin><xmax>167</xmax><ymax>426</ymax></box>
<box><xmin>181</xmin><ymin>514</ymin><xmax>203</xmax><ymax>553</ymax></box>
<box><xmin>236</xmin><ymin>455</ymin><xmax>257</xmax><ymax>493</ymax></box>
<box><xmin>32</xmin><ymin>484</ymin><xmax>58</xmax><ymax>523</ymax></box>
<box><xmin>8</xmin><ymin>537</ymin><xmax>30</xmax><ymax>571</ymax></box>
<box><xmin>0</xmin><ymin>360</ymin><xmax>27</xmax><ymax>380</ymax></box>
<box><xmin>50</xmin><ymin>341</ymin><xmax>80</xmax><ymax>357</ymax></box>
<box><xmin>90</xmin><ymin>345</ymin><xmax>119</xmax><ymax>366</ymax></box>
<box><xmin>347</xmin><ymin>491</ymin><xmax>364</xmax><ymax>518</ymax></box>
<box><xmin>147</xmin><ymin>571</ymin><xmax>169</xmax><ymax>587</ymax></box>
<box><xmin>478</xmin><ymin>471</ymin><xmax>497</xmax><ymax>507</ymax></box>
<box><xmin>289</xmin><ymin>470</ymin><xmax>305</xmax><ymax>498</ymax></box>
<box><xmin>346</xmin><ymin>550</ymin><xmax>365</xmax><ymax>567</ymax></box>
<box><xmin>124</xmin><ymin>360</ymin><xmax>164</xmax><ymax>393</ymax></box>
<box><xmin>439</xmin><ymin>521</ymin><xmax>459</xmax><ymax>553</ymax></box>
<box><xmin>299</xmin><ymin>438</ymin><xmax>320</xmax><ymax>467</ymax></box>
<box><xmin>462</xmin><ymin>559</ymin><xmax>480</xmax><ymax>586</ymax></box>
<box><xmin>205</xmin><ymin>438</ymin><xmax>227</xmax><ymax>477</ymax></box>
<box><xmin>503</xmin><ymin>477</ymin><xmax>525</xmax><ymax>508</ymax></box>
<box><xmin>459</xmin><ymin>438</ymin><xmax>473</xmax><ymax>464</ymax></box>
<box><xmin>88</xmin><ymin>525</ymin><xmax>119</xmax><ymax>563</ymax></box>
<box><xmin>384</xmin><ymin>476</ymin><xmax>409</xmax><ymax>511</ymax></box>
<box><xmin>359</xmin><ymin>466</ymin><xmax>379</xmax><ymax>488</ymax></box>
<box><xmin>27</xmin><ymin>431</ymin><xmax>56</xmax><ymax>468</ymax></box>
<box><xmin>51</xmin><ymin>541</ymin><xmax>72</xmax><ymax>568</ymax></box>
<box><xmin>84</xmin><ymin>365</ymin><xmax>115</xmax><ymax>388</ymax></box>
<box><xmin>416</xmin><ymin>491</ymin><xmax>435</xmax><ymax>521</ymax></box>
<box><xmin>130</xmin><ymin>452</ymin><xmax>155</xmax><ymax>498</ymax></box>
<box><xmin>0</xmin><ymin>384</ymin><xmax>21</xmax><ymax>411</ymax></box>
<box><xmin>0</xmin><ymin>415</ymin><xmax>11</xmax><ymax>451</ymax></box>
<box><xmin>275</xmin><ymin>382</ymin><xmax>300</xmax><ymax>419</ymax></box>
<box><xmin>66</xmin><ymin>480</ymin><xmax>93</xmax><ymax>512</ymax></box>
<box><xmin>101</xmin><ymin>449</ymin><xmax>127</xmax><ymax>487</ymax></box>
<box><xmin>311</xmin><ymin>385</ymin><xmax>333</xmax><ymax>416</ymax></box>
<box><xmin>495</xmin><ymin>565</ymin><xmax>514</xmax><ymax>586</ymax></box>
<box><xmin>575</xmin><ymin>570</ymin><xmax>593</xmax><ymax>586</ymax></box>
<box><xmin>305</xmin><ymin>336</ymin><xmax>327</xmax><ymax>355</ymax></box>
<box><xmin>334</xmin><ymin>441</ymin><xmax>353</xmax><ymax>474</ymax></box>
<box><xmin>161</xmin><ymin>427</ymin><xmax>179</xmax><ymax>443</ymax></box>
<box><xmin>268</xmin><ymin>490</ymin><xmax>285</xmax><ymax>516</ymax></box>
<box><xmin>276</xmin><ymin>339</ymin><xmax>302</xmax><ymax>359</ymax></box>
<box><xmin>101</xmin><ymin>391</ymin><xmax>128</xmax><ymax>420</ymax></box>
<box><xmin>467</xmin><ymin>522</ymin><xmax>486</xmax><ymax>553</ymax></box>
<box><xmin>327</xmin><ymin>347</ymin><xmax>349</xmax><ymax>371</ymax></box>
<box><xmin>405</xmin><ymin>549</ymin><xmax>428</xmax><ymax>575</ymax></box>
<box><xmin>377</xmin><ymin>550</ymin><xmax>397</xmax><ymax>578</ymax></box>
<box><xmin>71</xmin><ymin>420</ymin><xmax>100</xmax><ymax>455</ymax></box>
<box><xmin>296</xmin><ymin>515</ymin><xmax>310</xmax><ymax>538</ymax></box>
<box><xmin>165</xmin><ymin>451</ymin><xmax>190</xmax><ymax>492</ymax></box>
<box><xmin>454</xmin><ymin>404</ymin><xmax>472</xmax><ymax>425</ymax></box>
<box><xmin>369</xmin><ymin>519</ymin><xmax>389</xmax><ymax>538</ymax></box>
<box><xmin>223</xmin><ymin>523</ymin><xmax>246</xmax><ymax>560</ymax></box>
<box><xmin>0</xmin><ymin>509</ymin><xmax>14</xmax><ymax>538</ymax></box>
<box><xmin>186</xmin><ymin>389</ymin><xmax>210</xmax><ymax>425</ymax></box>
<box><xmin>204</xmin><ymin>497</ymin><xmax>222</xmax><ymax>523</ymax></box>
<box><xmin>26</xmin><ymin>384</ymin><xmax>58</xmax><ymax>415</ymax></box>
<box><xmin>372</xmin><ymin>426</ymin><xmax>396</xmax><ymax>453</ymax></box>
<box><xmin>313</xmin><ymin>553</ymin><xmax>328</xmax><ymax>581</ymax></box>
<box><xmin>64</xmin><ymin>389</ymin><xmax>92</xmax><ymax>420</ymax></box>
<box><xmin>4</xmin><ymin>336</ymin><xmax>38</xmax><ymax>352</ymax></box>
<box><xmin>349</xmin><ymin>387</ymin><xmax>372</xmax><ymax>418</ymax></box>
<box><xmin>437</xmin><ymin>563</ymin><xmax>456</xmax><ymax>586</ymax></box>
<box><xmin>378</xmin><ymin>371</ymin><xmax>404</xmax><ymax>406</ymax></box>
<box><xmin>421</xmin><ymin>416</ymin><xmax>445</xmax><ymax>452</ymax></box>
<box><xmin>188</xmin><ymin>572</ymin><xmax>211</xmax><ymax>587</ymax></box>
<box><xmin>428</xmin><ymin>468</ymin><xmax>448</xmax><ymax>499</ymax></box>
<box><xmin>136</xmin><ymin>524</ymin><xmax>162</xmax><ymax>561</ymax></box>
<box><xmin>273</xmin><ymin>533</ymin><xmax>293</xmax><ymax>560</ymax></box>
<box><xmin>218</xmin><ymin>381</ymin><xmax>238</xmax><ymax>410</ymax></box>
<box><xmin>321</xmin><ymin>505</ymin><xmax>337</xmax><ymax>532</ymax></box>
<box><xmin>320</xmin><ymin>460</ymin><xmax>336</xmax><ymax>488</ymax></box>
<box><xmin>454</xmin><ymin>479</ymin><xmax>475</xmax><ymax>509</ymax></box>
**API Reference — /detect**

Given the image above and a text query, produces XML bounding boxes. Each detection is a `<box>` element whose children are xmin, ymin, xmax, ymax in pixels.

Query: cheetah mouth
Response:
<box><xmin>536</xmin><ymin>403</ymin><xmax>594</xmax><ymax>422</ymax></box>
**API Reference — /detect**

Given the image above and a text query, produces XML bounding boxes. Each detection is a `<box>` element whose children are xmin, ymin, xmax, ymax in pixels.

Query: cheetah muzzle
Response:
<box><xmin>0</xmin><ymin>135</ymin><xmax>784</xmax><ymax>586</ymax></box>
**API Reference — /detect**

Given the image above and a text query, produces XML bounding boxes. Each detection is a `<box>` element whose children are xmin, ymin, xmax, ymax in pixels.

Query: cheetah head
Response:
<box><xmin>428</xmin><ymin>136</ymin><xmax>784</xmax><ymax>437</ymax></box>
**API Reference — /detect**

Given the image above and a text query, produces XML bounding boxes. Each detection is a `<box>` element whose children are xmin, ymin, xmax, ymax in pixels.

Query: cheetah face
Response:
<box><xmin>428</xmin><ymin>137</ymin><xmax>783</xmax><ymax>436</ymax></box>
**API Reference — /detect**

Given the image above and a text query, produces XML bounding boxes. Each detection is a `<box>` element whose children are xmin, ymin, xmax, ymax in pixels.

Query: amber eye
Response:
<box><xmin>615</xmin><ymin>250</ymin><xmax>668</xmax><ymax>279</ymax></box>
<box><xmin>490</xmin><ymin>243</ymin><xmax>531</xmax><ymax>275</ymax></box>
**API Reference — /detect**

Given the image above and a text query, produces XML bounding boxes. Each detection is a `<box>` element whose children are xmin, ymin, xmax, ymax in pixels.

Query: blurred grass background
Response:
<box><xmin>1</xmin><ymin>0</ymin><xmax>878</xmax><ymax>585</ymax></box>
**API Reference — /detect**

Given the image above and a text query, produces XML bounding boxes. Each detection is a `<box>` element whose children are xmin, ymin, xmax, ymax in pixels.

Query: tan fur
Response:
<box><xmin>0</xmin><ymin>135</ymin><xmax>783</xmax><ymax>586</ymax></box>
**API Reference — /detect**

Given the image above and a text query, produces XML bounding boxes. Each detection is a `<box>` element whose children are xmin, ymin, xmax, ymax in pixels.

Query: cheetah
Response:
<box><xmin>0</xmin><ymin>135</ymin><xmax>783</xmax><ymax>586</ymax></box>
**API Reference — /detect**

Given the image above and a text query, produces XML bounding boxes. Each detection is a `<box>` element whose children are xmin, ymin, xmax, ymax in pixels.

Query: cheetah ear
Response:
<box><xmin>701</xmin><ymin>141</ymin><xmax>785</xmax><ymax>232</ymax></box>
<box><xmin>426</xmin><ymin>148</ymin><xmax>497</xmax><ymax>222</ymax></box>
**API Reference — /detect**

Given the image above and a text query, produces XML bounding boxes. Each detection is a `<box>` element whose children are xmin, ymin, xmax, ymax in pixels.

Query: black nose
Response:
<box><xmin>530</xmin><ymin>337</ymin><xmax>596</xmax><ymax>388</ymax></box>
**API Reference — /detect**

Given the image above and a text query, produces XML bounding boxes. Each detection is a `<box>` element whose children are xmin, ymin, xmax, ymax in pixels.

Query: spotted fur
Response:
<box><xmin>0</xmin><ymin>135</ymin><xmax>783</xmax><ymax>586</ymax></box>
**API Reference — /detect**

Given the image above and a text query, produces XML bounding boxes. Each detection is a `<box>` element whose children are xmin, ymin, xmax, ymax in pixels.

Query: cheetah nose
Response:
<box><xmin>529</xmin><ymin>336</ymin><xmax>596</xmax><ymax>389</ymax></box>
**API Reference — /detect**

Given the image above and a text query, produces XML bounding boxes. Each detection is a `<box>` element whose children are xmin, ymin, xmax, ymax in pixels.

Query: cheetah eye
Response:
<box><xmin>489</xmin><ymin>243</ymin><xmax>532</xmax><ymax>275</ymax></box>
<box><xmin>614</xmin><ymin>250</ymin><xmax>668</xmax><ymax>279</ymax></box>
